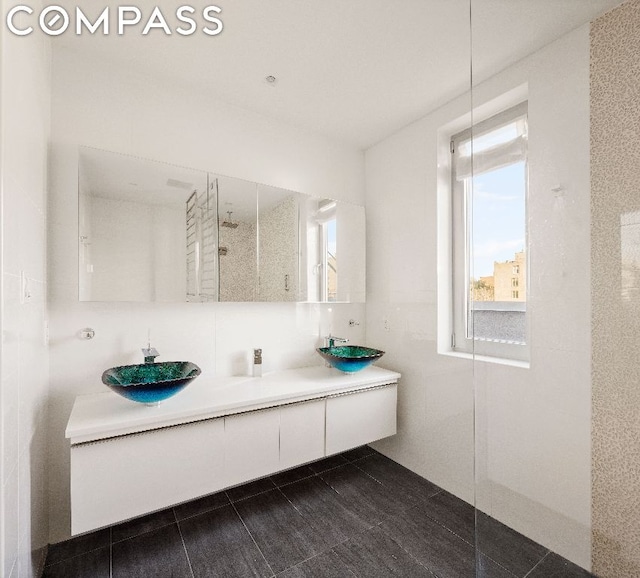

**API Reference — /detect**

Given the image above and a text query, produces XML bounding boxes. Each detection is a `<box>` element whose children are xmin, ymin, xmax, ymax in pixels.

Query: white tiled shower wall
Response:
<box><xmin>47</xmin><ymin>47</ymin><xmax>366</xmax><ymax>543</ymax></box>
<box><xmin>367</xmin><ymin>25</ymin><xmax>591</xmax><ymax>569</ymax></box>
<box><xmin>0</xmin><ymin>3</ymin><xmax>51</xmax><ymax>576</ymax></box>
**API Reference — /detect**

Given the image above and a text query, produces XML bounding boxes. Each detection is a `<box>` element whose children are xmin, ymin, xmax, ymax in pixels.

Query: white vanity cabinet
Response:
<box><xmin>67</xmin><ymin>366</ymin><xmax>400</xmax><ymax>535</ymax></box>
<box><xmin>70</xmin><ymin>417</ymin><xmax>226</xmax><ymax>535</ymax></box>
<box><xmin>224</xmin><ymin>407</ymin><xmax>281</xmax><ymax>487</ymax></box>
<box><xmin>279</xmin><ymin>399</ymin><xmax>326</xmax><ymax>469</ymax></box>
<box><xmin>326</xmin><ymin>385</ymin><xmax>398</xmax><ymax>455</ymax></box>
<box><xmin>224</xmin><ymin>399</ymin><xmax>327</xmax><ymax>486</ymax></box>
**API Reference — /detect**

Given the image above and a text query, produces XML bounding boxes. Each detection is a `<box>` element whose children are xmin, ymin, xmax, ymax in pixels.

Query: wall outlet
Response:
<box><xmin>383</xmin><ymin>318</ymin><xmax>390</xmax><ymax>332</ymax></box>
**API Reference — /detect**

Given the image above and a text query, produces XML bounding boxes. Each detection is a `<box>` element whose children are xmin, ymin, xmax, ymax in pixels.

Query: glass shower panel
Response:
<box><xmin>469</xmin><ymin>2</ymin><xmax>629</xmax><ymax>576</ymax></box>
<box><xmin>361</xmin><ymin>0</ymin><xmax>474</xmax><ymax>575</ymax></box>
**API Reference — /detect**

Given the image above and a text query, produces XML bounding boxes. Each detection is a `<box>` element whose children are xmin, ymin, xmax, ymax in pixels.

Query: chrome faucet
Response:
<box><xmin>325</xmin><ymin>334</ymin><xmax>348</xmax><ymax>348</ymax></box>
<box><xmin>141</xmin><ymin>345</ymin><xmax>160</xmax><ymax>363</ymax></box>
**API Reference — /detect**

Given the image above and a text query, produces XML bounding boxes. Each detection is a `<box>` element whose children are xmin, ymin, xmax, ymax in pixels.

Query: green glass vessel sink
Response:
<box><xmin>316</xmin><ymin>345</ymin><xmax>385</xmax><ymax>373</ymax></box>
<box><xmin>101</xmin><ymin>361</ymin><xmax>201</xmax><ymax>404</ymax></box>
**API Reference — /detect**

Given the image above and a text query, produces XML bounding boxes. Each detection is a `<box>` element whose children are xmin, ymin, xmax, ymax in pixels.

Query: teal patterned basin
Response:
<box><xmin>316</xmin><ymin>345</ymin><xmax>385</xmax><ymax>373</ymax></box>
<box><xmin>102</xmin><ymin>361</ymin><xmax>201</xmax><ymax>404</ymax></box>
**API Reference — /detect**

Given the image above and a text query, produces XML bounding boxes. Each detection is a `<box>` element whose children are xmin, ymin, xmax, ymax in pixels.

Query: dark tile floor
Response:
<box><xmin>43</xmin><ymin>446</ymin><xmax>594</xmax><ymax>578</ymax></box>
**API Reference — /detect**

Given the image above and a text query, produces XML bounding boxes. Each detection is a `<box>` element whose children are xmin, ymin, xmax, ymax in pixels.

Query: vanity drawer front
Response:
<box><xmin>224</xmin><ymin>407</ymin><xmax>280</xmax><ymax>487</ymax></box>
<box><xmin>70</xmin><ymin>417</ymin><xmax>225</xmax><ymax>535</ymax></box>
<box><xmin>325</xmin><ymin>384</ymin><xmax>397</xmax><ymax>455</ymax></box>
<box><xmin>279</xmin><ymin>399</ymin><xmax>326</xmax><ymax>470</ymax></box>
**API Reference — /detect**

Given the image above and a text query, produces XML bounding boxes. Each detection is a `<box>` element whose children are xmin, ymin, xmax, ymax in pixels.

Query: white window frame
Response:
<box><xmin>450</xmin><ymin>101</ymin><xmax>530</xmax><ymax>362</ymax></box>
<box><xmin>319</xmin><ymin>220</ymin><xmax>330</xmax><ymax>301</ymax></box>
<box><xmin>317</xmin><ymin>207</ymin><xmax>337</xmax><ymax>303</ymax></box>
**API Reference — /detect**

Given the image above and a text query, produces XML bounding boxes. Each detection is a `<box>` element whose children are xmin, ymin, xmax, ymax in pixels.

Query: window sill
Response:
<box><xmin>440</xmin><ymin>349</ymin><xmax>530</xmax><ymax>369</ymax></box>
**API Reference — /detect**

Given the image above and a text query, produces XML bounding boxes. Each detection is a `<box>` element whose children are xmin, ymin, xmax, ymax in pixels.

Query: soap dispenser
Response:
<box><xmin>253</xmin><ymin>349</ymin><xmax>263</xmax><ymax>377</ymax></box>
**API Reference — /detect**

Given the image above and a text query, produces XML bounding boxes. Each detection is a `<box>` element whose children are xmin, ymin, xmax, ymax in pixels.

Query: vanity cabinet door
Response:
<box><xmin>70</xmin><ymin>417</ymin><xmax>225</xmax><ymax>535</ymax></box>
<box><xmin>224</xmin><ymin>407</ymin><xmax>280</xmax><ymax>487</ymax></box>
<box><xmin>279</xmin><ymin>399</ymin><xmax>326</xmax><ymax>470</ymax></box>
<box><xmin>325</xmin><ymin>384</ymin><xmax>397</xmax><ymax>455</ymax></box>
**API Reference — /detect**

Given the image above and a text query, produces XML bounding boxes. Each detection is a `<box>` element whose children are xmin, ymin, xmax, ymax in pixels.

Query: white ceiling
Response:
<box><xmin>57</xmin><ymin>0</ymin><xmax>623</xmax><ymax>149</ymax></box>
<box><xmin>79</xmin><ymin>147</ymin><xmax>206</xmax><ymax>206</ymax></box>
<box><xmin>80</xmin><ymin>147</ymin><xmax>299</xmax><ymax>221</ymax></box>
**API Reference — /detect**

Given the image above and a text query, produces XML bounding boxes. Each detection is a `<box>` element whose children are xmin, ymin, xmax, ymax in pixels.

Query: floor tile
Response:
<box><xmin>235</xmin><ymin>488</ymin><xmax>326</xmax><ymax>573</ymax></box>
<box><xmin>42</xmin><ymin>547</ymin><xmax>110</xmax><ymax>578</ymax></box>
<box><xmin>180</xmin><ymin>504</ymin><xmax>271</xmax><ymax>578</ymax></box>
<box><xmin>279</xmin><ymin>476</ymin><xmax>371</xmax><ymax>547</ymax></box>
<box><xmin>112</xmin><ymin>524</ymin><xmax>191</xmax><ymax>578</ymax></box>
<box><xmin>381</xmin><ymin>506</ymin><xmax>516</xmax><ymax>578</ymax></box>
<box><xmin>380</xmin><ymin>505</ymin><xmax>477</xmax><ymax>578</ymax></box>
<box><xmin>476</xmin><ymin>512</ymin><xmax>548</xmax><ymax>577</ymax></box>
<box><xmin>334</xmin><ymin>525</ymin><xmax>435</xmax><ymax>577</ymax></box>
<box><xmin>341</xmin><ymin>445</ymin><xmax>376</xmax><ymax>462</ymax></box>
<box><xmin>320</xmin><ymin>463</ymin><xmax>408</xmax><ymax>524</ymax></box>
<box><xmin>270</xmin><ymin>465</ymin><xmax>316</xmax><ymax>487</ymax></box>
<box><xmin>355</xmin><ymin>454</ymin><xmax>441</xmax><ymax>505</ymax></box>
<box><xmin>277</xmin><ymin>550</ymin><xmax>356</xmax><ymax>578</ymax></box>
<box><xmin>307</xmin><ymin>454</ymin><xmax>348</xmax><ymax>474</ymax></box>
<box><xmin>227</xmin><ymin>477</ymin><xmax>277</xmax><ymax>502</ymax></box>
<box><xmin>111</xmin><ymin>507</ymin><xmax>176</xmax><ymax>542</ymax></box>
<box><xmin>422</xmin><ymin>490</ymin><xmax>475</xmax><ymax>543</ymax></box>
<box><xmin>174</xmin><ymin>490</ymin><xmax>230</xmax><ymax>521</ymax></box>
<box><xmin>45</xmin><ymin>528</ymin><xmax>110</xmax><ymax>565</ymax></box>
<box><xmin>527</xmin><ymin>552</ymin><xmax>594</xmax><ymax>578</ymax></box>
<box><xmin>476</xmin><ymin>554</ymin><xmax>517</xmax><ymax>578</ymax></box>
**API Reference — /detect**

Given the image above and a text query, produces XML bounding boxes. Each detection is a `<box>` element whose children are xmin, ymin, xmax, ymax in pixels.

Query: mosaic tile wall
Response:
<box><xmin>219</xmin><ymin>219</ymin><xmax>258</xmax><ymax>302</ymax></box>
<box><xmin>259</xmin><ymin>195</ymin><xmax>299</xmax><ymax>302</ymax></box>
<box><xmin>591</xmin><ymin>1</ymin><xmax>640</xmax><ymax>575</ymax></box>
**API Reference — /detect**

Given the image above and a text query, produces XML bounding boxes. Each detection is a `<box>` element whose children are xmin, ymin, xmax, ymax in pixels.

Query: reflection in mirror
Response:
<box><xmin>300</xmin><ymin>197</ymin><xmax>365</xmax><ymax>303</ymax></box>
<box><xmin>78</xmin><ymin>148</ymin><xmax>365</xmax><ymax>303</ymax></box>
<box><xmin>216</xmin><ymin>175</ymin><xmax>258</xmax><ymax>301</ymax></box>
<box><xmin>78</xmin><ymin>147</ymin><xmax>209</xmax><ymax>302</ymax></box>
<box><xmin>185</xmin><ymin>176</ymin><xmax>217</xmax><ymax>302</ymax></box>
<box><xmin>257</xmin><ymin>185</ymin><xmax>301</xmax><ymax>302</ymax></box>
<box><xmin>334</xmin><ymin>201</ymin><xmax>366</xmax><ymax>303</ymax></box>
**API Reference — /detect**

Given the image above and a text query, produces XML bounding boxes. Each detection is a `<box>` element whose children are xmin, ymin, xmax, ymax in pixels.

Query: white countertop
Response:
<box><xmin>66</xmin><ymin>365</ymin><xmax>401</xmax><ymax>444</ymax></box>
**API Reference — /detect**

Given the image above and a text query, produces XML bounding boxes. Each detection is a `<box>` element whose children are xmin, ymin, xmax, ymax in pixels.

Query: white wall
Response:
<box><xmin>48</xmin><ymin>46</ymin><xmax>366</xmax><ymax>543</ymax></box>
<box><xmin>365</xmin><ymin>87</ymin><xmax>476</xmax><ymax>504</ymax></box>
<box><xmin>0</xmin><ymin>4</ymin><xmax>51</xmax><ymax>576</ymax></box>
<box><xmin>336</xmin><ymin>203</ymin><xmax>366</xmax><ymax>303</ymax></box>
<box><xmin>366</xmin><ymin>26</ymin><xmax>591</xmax><ymax>568</ymax></box>
<box><xmin>88</xmin><ymin>197</ymin><xmax>153</xmax><ymax>301</ymax></box>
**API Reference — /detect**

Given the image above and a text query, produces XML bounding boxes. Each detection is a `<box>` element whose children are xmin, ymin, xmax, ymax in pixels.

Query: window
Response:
<box><xmin>451</xmin><ymin>102</ymin><xmax>528</xmax><ymax>361</ymax></box>
<box><xmin>316</xmin><ymin>198</ymin><xmax>337</xmax><ymax>302</ymax></box>
<box><xmin>323</xmin><ymin>217</ymin><xmax>337</xmax><ymax>302</ymax></box>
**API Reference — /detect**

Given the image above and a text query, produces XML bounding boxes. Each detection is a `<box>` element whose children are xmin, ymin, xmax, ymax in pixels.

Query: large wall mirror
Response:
<box><xmin>78</xmin><ymin>147</ymin><xmax>365</xmax><ymax>303</ymax></box>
